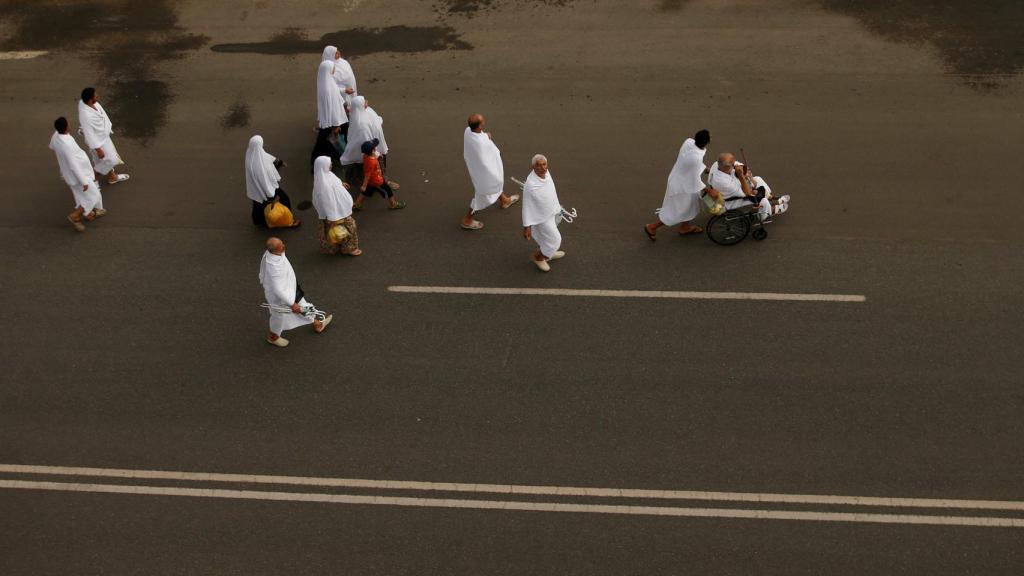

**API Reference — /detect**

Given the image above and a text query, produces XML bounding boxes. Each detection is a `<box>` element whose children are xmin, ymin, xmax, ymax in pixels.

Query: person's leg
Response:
<box><xmin>353</xmin><ymin>192</ymin><xmax>367</xmax><ymax>209</ymax></box>
<box><xmin>678</xmin><ymin>220</ymin><xmax>702</xmax><ymax>234</ymax></box>
<box><xmin>275</xmin><ymin>188</ymin><xmax>292</xmax><ymax>208</ymax></box>
<box><xmin>252</xmin><ymin>200</ymin><xmax>268</xmax><ymax>227</ymax></box>
<box><xmin>462</xmin><ymin>207</ymin><xmax>478</xmax><ymax>226</ymax></box>
<box><xmin>340</xmin><ymin>216</ymin><xmax>361</xmax><ymax>256</ymax></box>
<box><xmin>645</xmin><ymin>219</ymin><xmax>664</xmax><ymax>239</ymax></box>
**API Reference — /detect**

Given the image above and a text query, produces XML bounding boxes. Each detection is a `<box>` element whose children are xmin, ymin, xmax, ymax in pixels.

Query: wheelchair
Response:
<box><xmin>705</xmin><ymin>202</ymin><xmax>771</xmax><ymax>246</ymax></box>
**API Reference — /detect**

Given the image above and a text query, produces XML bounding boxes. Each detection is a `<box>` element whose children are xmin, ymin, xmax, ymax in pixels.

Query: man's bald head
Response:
<box><xmin>266</xmin><ymin>237</ymin><xmax>284</xmax><ymax>254</ymax></box>
<box><xmin>468</xmin><ymin>114</ymin><xmax>485</xmax><ymax>132</ymax></box>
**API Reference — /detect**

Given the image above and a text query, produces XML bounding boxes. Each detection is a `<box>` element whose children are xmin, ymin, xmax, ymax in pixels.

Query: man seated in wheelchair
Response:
<box><xmin>706</xmin><ymin>153</ymin><xmax>790</xmax><ymax>220</ymax></box>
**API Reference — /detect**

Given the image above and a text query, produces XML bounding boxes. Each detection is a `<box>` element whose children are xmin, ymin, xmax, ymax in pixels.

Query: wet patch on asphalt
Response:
<box><xmin>818</xmin><ymin>0</ymin><xmax>1024</xmax><ymax>90</ymax></box>
<box><xmin>210</xmin><ymin>26</ymin><xmax>471</xmax><ymax>56</ymax></box>
<box><xmin>221</xmin><ymin>100</ymin><xmax>251</xmax><ymax>129</ymax></box>
<box><xmin>433</xmin><ymin>0</ymin><xmax>576</xmax><ymax>18</ymax></box>
<box><xmin>0</xmin><ymin>0</ymin><xmax>208</xmax><ymax>143</ymax></box>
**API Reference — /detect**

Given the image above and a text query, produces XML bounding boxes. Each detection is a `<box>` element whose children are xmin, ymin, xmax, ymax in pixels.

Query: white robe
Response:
<box><xmin>464</xmin><ymin>128</ymin><xmax>504</xmax><ymax>212</ymax></box>
<box><xmin>312</xmin><ymin>156</ymin><xmax>353</xmax><ymax>220</ymax></box>
<box><xmin>658</xmin><ymin>138</ymin><xmax>706</xmax><ymax>226</ymax></box>
<box><xmin>317</xmin><ymin>60</ymin><xmax>348</xmax><ymax>129</ymax></box>
<box><xmin>244</xmin><ymin>135</ymin><xmax>281</xmax><ymax>203</ymax></box>
<box><xmin>339</xmin><ymin>96</ymin><xmax>372</xmax><ymax>166</ymax></box>
<box><xmin>707</xmin><ymin>162</ymin><xmax>750</xmax><ymax>210</ymax></box>
<box><xmin>259</xmin><ymin>251</ymin><xmax>315</xmax><ymax>334</ymax></box>
<box><xmin>367</xmin><ymin>107</ymin><xmax>388</xmax><ymax>156</ymax></box>
<box><xmin>49</xmin><ymin>131</ymin><xmax>102</xmax><ymax>213</ymax></box>
<box><xmin>522</xmin><ymin>170</ymin><xmax>562</xmax><ymax>257</ymax></box>
<box><xmin>78</xmin><ymin>100</ymin><xmax>122</xmax><ymax>175</ymax></box>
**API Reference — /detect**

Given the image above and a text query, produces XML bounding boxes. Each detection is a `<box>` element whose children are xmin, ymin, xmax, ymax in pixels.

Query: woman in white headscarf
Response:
<box><xmin>339</xmin><ymin>95</ymin><xmax>373</xmax><ymax>186</ymax></box>
<box><xmin>322</xmin><ymin>45</ymin><xmax>357</xmax><ymax>112</ymax></box>
<box><xmin>317</xmin><ymin>60</ymin><xmax>347</xmax><ymax>130</ymax></box>
<box><xmin>245</xmin><ymin>135</ymin><xmax>297</xmax><ymax>227</ymax></box>
<box><xmin>312</xmin><ymin>155</ymin><xmax>361</xmax><ymax>256</ymax></box>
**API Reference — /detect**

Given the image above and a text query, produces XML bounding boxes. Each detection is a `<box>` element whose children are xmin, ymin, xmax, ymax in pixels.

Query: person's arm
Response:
<box><xmin>95</xmin><ymin>147</ymin><xmax>105</xmax><ymax>159</ymax></box>
<box><xmin>738</xmin><ymin>167</ymin><xmax>754</xmax><ymax>197</ymax></box>
<box><xmin>523</xmin><ymin>226</ymin><xmax>532</xmax><ymax>240</ymax></box>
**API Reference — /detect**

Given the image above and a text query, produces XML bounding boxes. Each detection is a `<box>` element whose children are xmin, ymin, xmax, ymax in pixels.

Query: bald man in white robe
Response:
<box><xmin>260</xmin><ymin>237</ymin><xmax>332</xmax><ymax>347</ymax></box>
<box><xmin>78</xmin><ymin>87</ymin><xmax>129</xmax><ymax>185</ymax></box>
<box><xmin>461</xmin><ymin>114</ymin><xmax>518</xmax><ymax>230</ymax></box>
<box><xmin>521</xmin><ymin>154</ymin><xmax>565</xmax><ymax>272</ymax></box>
<box><xmin>49</xmin><ymin>116</ymin><xmax>105</xmax><ymax>232</ymax></box>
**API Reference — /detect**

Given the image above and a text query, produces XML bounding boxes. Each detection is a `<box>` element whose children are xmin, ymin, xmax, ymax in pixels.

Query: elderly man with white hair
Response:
<box><xmin>259</xmin><ymin>237</ymin><xmax>332</xmax><ymax>347</ymax></box>
<box><xmin>521</xmin><ymin>154</ymin><xmax>566</xmax><ymax>272</ymax></box>
<box><xmin>707</xmin><ymin>152</ymin><xmax>790</xmax><ymax>218</ymax></box>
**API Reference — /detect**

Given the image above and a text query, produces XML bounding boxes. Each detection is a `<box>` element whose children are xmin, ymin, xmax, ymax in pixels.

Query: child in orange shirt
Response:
<box><xmin>354</xmin><ymin>138</ymin><xmax>405</xmax><ymax>211</ymax></box>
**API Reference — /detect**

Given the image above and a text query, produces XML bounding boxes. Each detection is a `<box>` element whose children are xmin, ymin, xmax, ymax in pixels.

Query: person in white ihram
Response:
<box><xmin>77</xmin><ymin>87</ymin><xmax>129</xmax><ymax>185</ymax></box>
<box><xmin>259</xmin><ymin>237</ymin><xmax>332</xmax><ymax>347</ymax></box>
<box><xmin>644</xmin><ymin>129</ymin><xmax>711</xmax><ymax>241</ymax></box>
<box><xmin>49</xmin><ymin>116</ymin><xmax>105</xmax><ymax>232</ymax></box>
<box><xmin>706</xmin><ymin>152</ymin><xmax>789</xmax><ymax>218</ymax></box>
<box><xmin>521</xmin><ymin>154</ymin><xmax>566</xmax><ymax>272</ymax></box>
<box><xmin>461</xmin><ymin>113</ymin><xmax>519</xmax><ymax>230</ymax></box>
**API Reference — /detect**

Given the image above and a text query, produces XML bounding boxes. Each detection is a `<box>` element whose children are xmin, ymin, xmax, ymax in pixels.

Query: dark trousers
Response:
<box><xmin>251</xmin><ymin>188</ymin><xmax>292</xmax><ymax>227</ymax></box>
<box><xmin>363</xmin><ymin>183</ymin><xmax>394</xmax><ymax>199</ymax></box>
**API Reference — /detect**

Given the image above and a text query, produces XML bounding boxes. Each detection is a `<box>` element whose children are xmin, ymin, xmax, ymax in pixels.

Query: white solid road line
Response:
<box><xmin>387</xmin><ymin>286</ymin><xmax>867</xmax><ymax>303</ymax></box>
<box><xmin>0</xmin><ymin>51</ymin><xmax>48</xmax><ymax>60</ymax></box>
<box><xmin>0</xmin><ymin>479</ymin><xmax>1020</xmax><ymax>528</ymax></box>
<box><xmin>1</xmin><ymin>464</ymin><xmax>1021</xmax><ymax>512</ymax></box>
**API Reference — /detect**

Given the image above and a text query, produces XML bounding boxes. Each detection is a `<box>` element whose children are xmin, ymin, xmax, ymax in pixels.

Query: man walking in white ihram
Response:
<box><xmin>461</xmin><ymin>114</ymin><xmax>519</xmax><ymax>230</ymax></box>
<box><xmin>521</xmin><ymin>154</ymin><xmax>565</xmax><ymax>272</ymax></box>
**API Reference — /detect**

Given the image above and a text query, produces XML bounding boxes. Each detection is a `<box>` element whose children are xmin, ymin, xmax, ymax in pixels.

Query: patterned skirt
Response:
<box><xmin>319</xmin><ymin>217</ymin><xmax>359</xmax><ymax>255</ymax></box>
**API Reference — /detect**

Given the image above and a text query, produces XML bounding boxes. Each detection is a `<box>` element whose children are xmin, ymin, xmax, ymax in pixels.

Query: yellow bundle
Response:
<box><xmin>328</xmin><ymin>223</ymin><xmax>349</xmax><ymax>244</ymax></box>
<box><xmin>264</xmin><ymin>200</ymin><xmax>294</xmax><ymax>228</ymax></box>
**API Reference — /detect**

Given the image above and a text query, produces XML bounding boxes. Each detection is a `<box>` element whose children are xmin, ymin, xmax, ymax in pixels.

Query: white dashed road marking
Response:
<box><xmin>1</xmin><ymin>464</ymin><xmax>1019</xmax><ymax>528</ymax></box>
<box><xmin>388</xmin><ymin>285</ymin><xmax>867</xmax><ymax>303</ymax></box>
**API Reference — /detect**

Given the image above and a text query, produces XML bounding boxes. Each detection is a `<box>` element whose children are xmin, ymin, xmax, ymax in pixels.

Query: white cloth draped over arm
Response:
<box><xmin>49</xmin><ymin>132</ymin><xmax>94</xmax><ymax>187</ymax></box>
<box><xmin>317</xmin><ymin>60</ymin><xmax>348</xmax><ymax>129</ymax></box>
<box><xmin>339</xmin><ymin>96</ymin><xmax>372</xmax><ymax>165</ymax></box>
<box><xmin>77</xmin><ymin>100</ymin><xmax>112</xmax><ymax>150</ymax></box>
<box><xmin>311</xmin><ymin>156</ymin><xmax>353</xmax><ymax>220</ymax></box>
<box><xmin>259</xmin><ymin>251</ymin><xmax>297</xmax><ymax>306</ymax></box>
<box><xmin>244</xmin><ymin>135</ymin><xmax>281</xmax><ymax>202</ymax></box>
<box><xmin>464</xmin><ymin>128</ymin><xmax>504</xmax><ymax>199</ymax></box>
<box><xmin>521</xmin><ymin>170</ymin><xmax>561</xmax><ymax>227</ymax></box>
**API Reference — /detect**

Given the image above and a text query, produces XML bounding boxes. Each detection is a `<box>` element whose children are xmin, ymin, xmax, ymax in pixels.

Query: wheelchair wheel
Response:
<box><xmin>706</xmin><ymin>213</ymin><xmax>750</xmax><ymax>246</ymax></box>
<box><xmin>752</xmin><ymin>228</ymin><xmax>768</xmax><ymax>241</ymax></box>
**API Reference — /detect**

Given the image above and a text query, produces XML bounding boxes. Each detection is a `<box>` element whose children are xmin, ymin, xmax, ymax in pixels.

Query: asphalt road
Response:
<box><xmin>1</xmin><ymin>1</ymin><xmax>1022</xmax><ymax>574</ymax></box>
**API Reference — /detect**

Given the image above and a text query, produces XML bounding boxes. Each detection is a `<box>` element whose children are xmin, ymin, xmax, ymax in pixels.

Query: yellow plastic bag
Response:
<box><xmin>264</xmin><ymin>200</ymin><xmax>294</xmax><ymax>228</ymax></box>
<box><xmin>328</xmin><ymin>223</ymin><xmax>349</xmax><ymax>244</ymax></box>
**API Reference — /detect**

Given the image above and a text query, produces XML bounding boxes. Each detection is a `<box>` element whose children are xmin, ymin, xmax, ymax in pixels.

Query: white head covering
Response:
<box><xmin>317</xmin><ymin>60</ymin><xmax>347</xmax><ymax>129</ymax></box>
<box><xmin>339</xmin><ymin>95</ymin><xmax>372</xmax><ymax>165</ymax></box>
<box><xmin>665</xmin><ymin>138</ymin><xmax>707</xmax><ymax>198</ymax></box>
<box><xmin>312</xmin><ymin>156</ymin><xmax>353</xmax><ymax>220</ymax></box>
<box><xmin>77</xmin><ymin>99</ymin><xmax>113</xmax><ymax>150</ymax></box>
<box><xmin>521</xmin><ymin>168</ymin><xmax>561</xmax><ymax>227</ymax></box>
<box><xmin>49</xmin><ymin>131</ymin><xmax>94</xmax><ymax>187</ymax></box>
<box><xmin>464</xmin><ymin>127</ymin><xmax>503</xmax><ymax>198</ymax></box>
<box><xmin>321</xmin><ymin>45</ymin><xmax>337</xmax><ymax>61</ymax></box>
<box><xmin>367</xmin><ymin>106</ymin><xmax>388</xmax><ymax>156</ymax></box>
<box><xmin>244</xmin><ymin>135</ymin><xmax>281</xmax><ymax>202</ymax></box>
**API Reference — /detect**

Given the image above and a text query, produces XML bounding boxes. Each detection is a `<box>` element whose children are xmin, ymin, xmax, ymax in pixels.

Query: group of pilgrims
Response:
<box><xmin>48</xmin><ymin>44</ymin><xmax>791</xmax><ymax>348</ymax></box>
